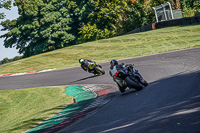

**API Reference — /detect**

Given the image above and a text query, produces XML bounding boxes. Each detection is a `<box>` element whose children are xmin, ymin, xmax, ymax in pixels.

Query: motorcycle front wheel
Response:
<box><xmin>143</xmin><ymin>80</ymin><xmax>148</xmax><ymax>86</ymax></box>
<box><xmin>95</xmin><ymin>66</ymin><xmax>105</xmax><ymax>75</ymax></box>
<box><xmin>125</xmin><ymin>77</ymin><xmax>142</xmax><ymax>91</ymax></box>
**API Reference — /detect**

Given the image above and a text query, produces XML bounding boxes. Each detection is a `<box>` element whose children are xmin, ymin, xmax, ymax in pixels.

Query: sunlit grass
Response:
<box><xmin>0</xmin><ymin>87</ymin><xmax>73</xmax><ymax>133</ymax></box>
<box><xmin>0</xmin><ymin>25</ymin><xmax>200</xmax><ymax>74</ymax></box>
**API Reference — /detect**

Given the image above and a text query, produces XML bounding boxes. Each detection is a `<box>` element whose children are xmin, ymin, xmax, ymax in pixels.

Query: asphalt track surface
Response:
<box><xmin>1</xmin><ymin>48</ymin><xmax>200</xmax><ymax>133</ymax></box>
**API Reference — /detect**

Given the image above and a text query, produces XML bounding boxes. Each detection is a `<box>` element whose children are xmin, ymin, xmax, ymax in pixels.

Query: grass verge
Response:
<box><xmin>0</xmin><ymin>25</ymin><xmax>200</xmax><ymax>74</ymax></box>
<box><xmin>0</xmin><ymin>87</ymin><xmax>73</xmax><ymax>133</ymax></box>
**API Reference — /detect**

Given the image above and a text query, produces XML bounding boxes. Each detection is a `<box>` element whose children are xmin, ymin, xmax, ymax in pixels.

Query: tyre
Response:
<box><xmin>125</xmin><ymin>77</ymin><xmax>142</xmax><ymax>91</ymax></box>
<box><xmin>143</xmin><ymin>80</ymin><xmax>148</xmax><ymax>86</ymax></box>
<box><xmin>95</xmin><ymin>66</ymin><xmax>105</xmax><ymax>75</ymax></box>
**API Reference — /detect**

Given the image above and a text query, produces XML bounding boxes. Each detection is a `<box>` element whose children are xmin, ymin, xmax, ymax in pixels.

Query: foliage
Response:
<box><xmin>0</xmin><ymin>0</ymin><xmax>12</xmax><ymax>19</ymax></box>
<box><xmin>0</xmin><ymin>0</ymin><xmax>199</xmax><ymax>57</ymax></box>
<box><xmin>0</xmin><ymin>57</ymin><xmax>9</xmax><ymax>64</ymax></box>
<box><xmin>0</xmin><ymin>56</ymin><xmax>23</xmax><ymax>65</ymax></box>
<box><xmin>67</xmin><ymin>0</ymin><xmax>94</xmax><ymax>43</ymax></box>
<box><xmin>78</xmin><ymin>0</ymin><xmax>178</xmax><ymax>42</ymax></box>
<box><xmin>180</xmin><ymin>0</ymin><xmax>200</xmax><ymax>10</ymax></box>
<box><xmin>78</xmin><ymin>23</ymin><xmax>115</xmax><ymax>43</ymax></box>
<box><xmin>78</xmin><ymin>0</ymin><xmax>122</xmax><ymax>42</ymax></box>
<box><xmin>0</xmin><ymin>0</ymin><xmax>76</xmax><ymax>57</ymax></box>
<box><xmin>183</xmin><ymin>8</ymin><xmax>200</xmax><ymax>17</ymax></box>
<box><xmin>181</xmin><ymin>0</ymin><xmax>200</xmax><ymax>17</ymax></box>
<box><xmin>121</xmin><ymin>0</ymin><xmax>151</xmax><ymax>33</ymax></box>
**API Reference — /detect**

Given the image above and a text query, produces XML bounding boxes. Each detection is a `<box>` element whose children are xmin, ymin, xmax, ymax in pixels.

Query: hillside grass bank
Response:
<box><xmin>0</xmin><ymin>25</ymin><xmax>200</xmax><ymax>74</ymax></box>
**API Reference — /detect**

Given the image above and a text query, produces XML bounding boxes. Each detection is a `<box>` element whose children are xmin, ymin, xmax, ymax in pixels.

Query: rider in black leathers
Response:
<box><xmin>110</xmin><ymin>59</ymin><xmax>148</xmax><ymax>93</ymax></box>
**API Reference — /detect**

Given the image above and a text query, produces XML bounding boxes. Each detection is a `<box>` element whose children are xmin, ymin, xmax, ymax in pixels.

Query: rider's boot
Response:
<box><xmin>117</xmin><ymin>83</ymin><xmax>125</xmax><ymax>93</ymax></box>
<box><xmin>115</xmin><ymin>79</ymin><xmax>126</xmax><ymax>93</ymax></box>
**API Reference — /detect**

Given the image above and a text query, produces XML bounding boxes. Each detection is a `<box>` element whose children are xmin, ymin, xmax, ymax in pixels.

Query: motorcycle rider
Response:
<box><xmin>79</xmin><ymin>58</ymin><xmax>96</xmax><ymax>73</ymax></box>
<box><xmin>110</xmin><ymin>59</ymin><xmax>148</xmax><ymax>93</ymax></box>
<box><xmin>109</xmin><ymin>59</ymin><xmax>127</xmax><ymax>93</ymax></box>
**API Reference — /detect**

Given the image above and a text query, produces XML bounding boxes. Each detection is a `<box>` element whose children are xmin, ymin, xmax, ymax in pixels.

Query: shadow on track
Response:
<box><xmin>66</xmin><ymin>70</ymin><xmax>200</xmax><ymax>133</ymax></box>
<box><xmin>105</xmin><ymin>71</ymin><xmax>200</xmax><ymax>133</ymax></box>
<box><xmin>120</xmin><ymin>89</ymin><xmax>138</xmax><ymax>96</ymax></box>
<box><xmin>70</xmin><ymin>75</ymin><xmax>101</xmax><ymax>83</ymax></box>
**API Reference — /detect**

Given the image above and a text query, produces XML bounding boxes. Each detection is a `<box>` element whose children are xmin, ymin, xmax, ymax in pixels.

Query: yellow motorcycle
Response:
<box><xmin>79</xmin><ymin>59</ymin><xmax>105</xmax><ymax>75</ymax></box>
<box><xmin>87</xmin><ymin>62</ymin><xmax>105</xmax><ymax>75</ymax></box>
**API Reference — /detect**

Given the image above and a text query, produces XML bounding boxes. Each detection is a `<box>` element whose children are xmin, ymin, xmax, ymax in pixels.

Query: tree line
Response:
<box><xmin>0</xmin><ymin>0</ymin><xmax>199</xmax><ymax>61</ymax></box>
<box><xmin>0</xmin><ymin>56</ymin><xmax>23</xmax><ymax>65</ymax></box>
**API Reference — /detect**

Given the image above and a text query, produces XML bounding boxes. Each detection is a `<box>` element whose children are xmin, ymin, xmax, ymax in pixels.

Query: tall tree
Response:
<box><xmin>67</xmin><ymin>0</ymin><xmax>94</xmax><ymax>43</ymax></box>
<box><xmin>0</xmin><ymin>0</ymin><xmax>12</xmax><ymax>19</ymax></box>
<box><xmin>78</xmin><ymin>0</ymin><xmax>154</xmax><ymax>42</ymax></box>
<box><xmin>0</xmin><ymin>0</ymin><xmax>76</xmax><ymax>57</ymax></box>
<box><xmin>78</xmin><ymin>0</ymin><xmax>124</xmax><ymax>42</ymax></box>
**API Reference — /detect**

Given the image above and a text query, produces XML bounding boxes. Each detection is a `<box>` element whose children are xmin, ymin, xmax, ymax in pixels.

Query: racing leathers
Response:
<box><xmin>109</xmin><ymin>63</ymin><xmax>127</xmax><ymax>92</ymax></box>
<box><xmin>110</xmin><ymin>63</ymin><xmax>140</xmax><ymax>92</ymax></box>
<box><xmin>81</xmin><ymin>59</ymin><xmax>96</xmax><ymax>73</ymax></box>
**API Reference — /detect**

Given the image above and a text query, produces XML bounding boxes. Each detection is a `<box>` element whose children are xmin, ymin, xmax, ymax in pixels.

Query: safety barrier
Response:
<box><xmin>155</xmin><ymin>16</ymin><xmax>200</xmax><ymax>29</ymax></box>
<box><xmin>126</xmin><ymin>16</ymin><xmax>200</xmax><ymax>35</ymax></box>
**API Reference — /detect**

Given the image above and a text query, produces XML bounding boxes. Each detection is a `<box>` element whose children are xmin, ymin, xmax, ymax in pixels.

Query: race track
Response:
<box><xmin>1</xmin><ymin>48</ymin><xmax>200</xmax><ymax>133</ymax></box>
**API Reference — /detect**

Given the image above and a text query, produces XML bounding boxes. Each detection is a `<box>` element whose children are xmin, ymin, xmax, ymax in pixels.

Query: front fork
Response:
<box><xmin>115</xmin><ymin>78</ymin><xmax>127</xmax><ymax>88</ymax></box>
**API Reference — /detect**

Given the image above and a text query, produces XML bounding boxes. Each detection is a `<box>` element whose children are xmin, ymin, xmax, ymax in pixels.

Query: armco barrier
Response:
<box><xmin>155</xmin><ymin>16</ymin><xmax>200</xmax><ymax>29</ymax></box>
<box><xmin>126</xmin><ymin>24</ymin><xmax>152</xmax><ymax>34</ymax></box>
<box><xmin>126</xmin><ymin>16</ymin><xmax>200</xmax><ymax>35</ymax></box>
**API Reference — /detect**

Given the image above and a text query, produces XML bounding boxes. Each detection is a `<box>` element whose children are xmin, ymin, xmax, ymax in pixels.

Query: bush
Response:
<box><xmin>0</xmin><ymin>56</ymin><xmax>23</xmax><ymax>65</ymax></box>
<box><xmin>183</xmin><ymin>8</ymin><xmax>200</xmax><ymax>17</ymax></box>
<box><xmin>78</xmin><ymin>23</ymin><xmax>116</xmax><ymax>43</ymax></box>
<box><xmin>13</xmin><ymin>56</ymin><xmax>23</xmax><ymax>61</ymax></box>
<box><xmin>1</xmin><ymin>58</ymin><xmax>9</xmax><ymax>64</ymax></box>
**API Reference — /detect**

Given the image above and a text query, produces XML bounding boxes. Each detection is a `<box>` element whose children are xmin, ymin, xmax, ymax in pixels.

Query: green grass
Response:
<box><xmin>0</xmin><ymin>25</ymin><xmax>200</xmax><ymax>132</ymax></box>
<box><xmin>0</xmin><ymin>87</ymin><xmax>73</xmax><ymax>133</ymax></box>
<box><xmin>0</xmin><ymin>25</ymin><xmax>200</xmax><ymax>74</ymax></box>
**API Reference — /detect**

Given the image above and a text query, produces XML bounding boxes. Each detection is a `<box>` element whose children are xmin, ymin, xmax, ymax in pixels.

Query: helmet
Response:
<box><xmin>110</xmin><ymin>59</ymin><xmax>118</xmax><ymax>67</ymax></box>
<box><xmin>79</xmin><ymin>58</ymin><xmax>84</xmax><ymax>64</ymax></box>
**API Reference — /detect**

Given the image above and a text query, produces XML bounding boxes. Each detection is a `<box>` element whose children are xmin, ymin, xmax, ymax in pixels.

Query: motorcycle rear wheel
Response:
<box><xmin>125</xmin><ymin>77</ymin><xmax>142</xmax><ymax>91</ymax></box>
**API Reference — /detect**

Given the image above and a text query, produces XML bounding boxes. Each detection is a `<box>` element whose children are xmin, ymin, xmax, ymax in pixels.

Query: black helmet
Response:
<box><xmin>79</xmin><ymin>58</ymin><xmax>84</xmax><ymax>64</ymax></box>
<box><xmin>110</xmin><ymin>59</ymin><xmax>118</xmax><ymax>66</ymax></box>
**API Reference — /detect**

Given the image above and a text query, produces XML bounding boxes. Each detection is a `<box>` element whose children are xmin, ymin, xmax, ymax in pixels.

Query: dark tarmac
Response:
<box><xmin>1</xmin><ymin>48</ymin><xmax>200</xmax><ymax>133</ymax></box>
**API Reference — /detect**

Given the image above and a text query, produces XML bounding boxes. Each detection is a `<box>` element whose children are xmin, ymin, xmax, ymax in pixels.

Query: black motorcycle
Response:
<box><xmin>116</xmin><ymin>64</ymin><xmax>148</xmax><ymax>91</ymax></box>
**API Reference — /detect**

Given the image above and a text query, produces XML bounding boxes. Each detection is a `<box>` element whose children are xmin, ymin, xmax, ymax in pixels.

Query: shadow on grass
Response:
<box><xmin>4</xmin><ymin>98</ymin><xmax>96</xmax><ymax>133</ymax></box>
<box><xmin>2</xmin><ymin>119</ymin><xmax>45</xmax><ymax>133</ymax></box>
<box><xmin>38</xmin><ymin>105</ymin><xmax>66</xmax><ymax>114</ymax></box>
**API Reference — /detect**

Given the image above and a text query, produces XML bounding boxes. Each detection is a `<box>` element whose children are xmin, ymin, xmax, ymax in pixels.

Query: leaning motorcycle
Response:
<box><xmin>114</xmin><ymin>64</ymin><xmax>148</xmax><ymax>92</ymax></box>
<box><xmin>85</xmin><ymin>62</ymin><xmax>105</xmax><ymax>75</ymax></box>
